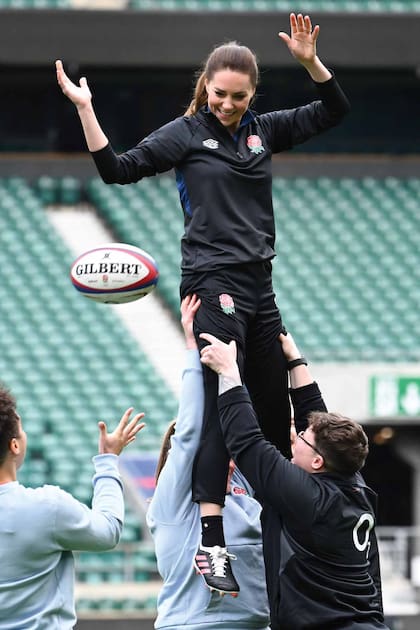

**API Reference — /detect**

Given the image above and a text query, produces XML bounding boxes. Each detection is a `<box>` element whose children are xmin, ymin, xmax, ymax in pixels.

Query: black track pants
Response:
<box><xmin>180</xmin><ymin>261</ymin><xmax>292</xmax><ymax>506</ymax></box>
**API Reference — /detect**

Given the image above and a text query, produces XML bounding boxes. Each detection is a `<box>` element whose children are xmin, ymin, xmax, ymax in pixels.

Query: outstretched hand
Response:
<box><xmin>199</xmin><ymin>333</ymin><xmax>239</xmax><ymax>377</ymax></box>
<box><xmin>180</xmin><ymin>294</ymin><xmax>201</xmax><ymax>349</ymax></box>
<box><xmin>278</xmin><ymin>13</ymin><xmax>319</xmax><ymax>65</ymax></box>
<box><xmin>98</xmin><ymin>407</ymin><xmax>145</xmax><ymax>456</ymax></box>
<box><xmin>56</xmin><ymin>59</ymin><xmax>92</xmax><ymax>110</ymax></box>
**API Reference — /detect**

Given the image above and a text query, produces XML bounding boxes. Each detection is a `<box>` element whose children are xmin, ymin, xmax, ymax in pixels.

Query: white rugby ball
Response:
<box><xmin>70</xmin><ymin>243</ymin><xmax>159</xmax><ymax>304</ymax></box>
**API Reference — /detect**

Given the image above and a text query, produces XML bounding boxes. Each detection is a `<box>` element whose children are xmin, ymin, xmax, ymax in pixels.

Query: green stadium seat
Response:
<box><xmin>4</xmin><ymin>173</ymin><xmax>418</xmax><ymax>604</ymax></box>
<box><xmin>37</xmin><ymin>176</ymin><xmax>58</xmax><ymax>204</ymax></box>
<box><xmin>60</xmin><ymin>176</ymin><xmax>82</xmax><ymax>204</ymax></box>
<box><xmin>126</xmin><ymin>0</ymin><xmax>420</xmax><ymax>9</ymax></box>
<box><xmin>0</xmin><ymin>177</ymin><xmax>177</xmax><ymax>606</ymax></box>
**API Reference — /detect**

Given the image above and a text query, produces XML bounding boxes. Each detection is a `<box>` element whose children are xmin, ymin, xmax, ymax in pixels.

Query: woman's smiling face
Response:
<box><xmin>205</xmin><ymin>69</ymin><xmax>255</xmax><ymax>133</ymax></box>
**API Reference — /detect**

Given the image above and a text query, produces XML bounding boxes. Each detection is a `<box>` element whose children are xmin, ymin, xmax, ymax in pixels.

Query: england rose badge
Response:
<box><xmin>247</xmin><ymin>135</ymin><xmax>265</xmax><ymax>154</ymax></box>
<box><xmin>219</xmin><ymin>293</ymin><xmax>235</xmax><ymax>315</ymax></box>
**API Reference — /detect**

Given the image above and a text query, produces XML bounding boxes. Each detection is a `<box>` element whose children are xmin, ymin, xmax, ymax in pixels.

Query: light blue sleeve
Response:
<box><xmin>53</xmin><ymin>453</ymin><xmax>124</xmax><ymax>551</ymax></box>
<box><xmin>147</xmin><ymin>349</ymin><xmax>204</xmax><ymax>524</ymax></box>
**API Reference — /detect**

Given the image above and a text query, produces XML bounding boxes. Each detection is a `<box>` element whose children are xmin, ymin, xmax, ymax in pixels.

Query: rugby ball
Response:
<box><xmin>70</xmin><ymin>243</ymin><xmax>159</xmax><ymax>304</ymax></box>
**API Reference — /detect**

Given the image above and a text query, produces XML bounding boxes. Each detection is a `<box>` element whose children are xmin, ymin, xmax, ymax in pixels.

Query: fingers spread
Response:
<box><xmin>129</xmin><ymin>421</ymin><xmax>146</xmax><ymax>438</ymax></box>
<box><xmin>120</xmin><ymin>407</ymin><xmax>134</xmax><ymax>427</ymax></box>
<box><xmin>289</xmin><ymin>12</ymin><xmax>298</xmax><ymax>34</ymax></box>
<box><xmin>278</xmin><ymin>32</ymin><xmax>291</xmax><ymax>45</ymax></box>
<box><xmin>304</xmin><ymin>15</ymin><xmax>312</xmax><ymax>32</ymax></box>
<box><xmin>126</xmin><ymin>412</ymin><xmax>145</xmax><ymax>430</ymax></box>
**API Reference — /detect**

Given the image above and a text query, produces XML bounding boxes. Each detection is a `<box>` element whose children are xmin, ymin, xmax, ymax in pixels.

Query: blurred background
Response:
<box><xmin>0</xmin><ymin>3</ymin><xmax>419</xmax><ymax>629</ymax></box>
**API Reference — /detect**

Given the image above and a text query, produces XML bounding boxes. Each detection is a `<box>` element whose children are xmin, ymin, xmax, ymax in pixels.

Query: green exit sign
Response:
<box><xmin>370</xmin><ymin>376</ymin><xmax>420</xmax><ymax>417</ymax></box>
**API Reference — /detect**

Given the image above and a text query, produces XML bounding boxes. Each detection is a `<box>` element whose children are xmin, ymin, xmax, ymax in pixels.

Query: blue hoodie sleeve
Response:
<box><xmin>147</xmin><ymin>349</ymin><xmax>204</xmax><ymax>524</ymax></box>
<box><xmin>52</xmin><ymin>453</ymin><xmax>124</xmax><ymax>551</ymax></box>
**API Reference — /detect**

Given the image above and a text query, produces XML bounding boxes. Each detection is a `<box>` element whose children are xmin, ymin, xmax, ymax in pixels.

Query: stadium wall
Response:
<box><xmin>0</xmin><ymin>9</ymin><xmax>420</xmax><ymax>68</ymax></box>
<box><xmin>1</xmin><ymin>154</ymin><xmax>420</xmax><ymax>181</ymax></box>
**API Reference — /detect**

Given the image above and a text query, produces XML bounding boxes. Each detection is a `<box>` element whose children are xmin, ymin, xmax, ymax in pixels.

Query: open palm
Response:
<box><xmin>279</xmin><ymin>13</ymin><xmax>319</xmax><ymax>65</ymax></box>
<box><xmin>56</xmin><ymin>59</ymin><xmax>92</xmax><ymax>109</ymax></box>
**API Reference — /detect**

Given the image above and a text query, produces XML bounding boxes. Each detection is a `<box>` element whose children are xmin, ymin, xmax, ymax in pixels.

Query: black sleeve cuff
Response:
<box><xmin>90</xmin><ymin>142</ymin><xmax>121</xmax><ymax>183</ymax></box>
<box><xmin>218</xmin><ymin>385</ymin><xmax>251</xmax><ymax>410</ymax></box>
<box><xmin>289</xmin><ymin>381</ymin><xmax>322</xmax><ymax>402</ymax></box>
<box><xmin>313</xmin><ymin>73</ymin><xmax>351</xmax><ymax>117</ymax></box>
<box><xmin>290</xmin><ymin>381</ymin><xmax>328</xmax><ymax>434</ymax></box>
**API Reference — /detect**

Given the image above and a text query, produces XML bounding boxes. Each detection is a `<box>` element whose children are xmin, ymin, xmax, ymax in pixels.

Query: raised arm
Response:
<box><xmin>147</xmin><ymin>295</ymin><xmax>204</xmax><ymax>522</ymax></box>
<box><xmin>97</xmin><ymin>406</ymin><xmax>145</xmax><ymax>455</ymax></box>
<box><xmin>199</xmin><ymin>333</ymin><xmax>305</xmax><ymax>508</ymax></box>
<box><xmin>278</xmin><ymin>13</ymin><xmax>331</xmax><ymax>83</ymax></box>
<box><xmin>160</xmin><ymin>294</ymin><xmax>202</xmax><ymax>452</ymax></box>
<box><xmin>55</xmin><ymin>60</ymin><xmax>109</xmax><ymax>152</ymax></box>
<box><xmin>55</xmin><ymin>407</ymin><xmax>145</xmax><ymax>551</ymax></box>
<box><xmin>279</xmin><ymin>330</ymin><xmax>313</xmax><ymax>389</ymax></box>
<box><xmin>278</xmin><ymin>331</ymin><xmax>327</xmax><ymax>433</ymax></box>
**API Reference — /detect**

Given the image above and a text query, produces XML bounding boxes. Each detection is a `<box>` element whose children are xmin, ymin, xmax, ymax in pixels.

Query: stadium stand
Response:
<box><xmin>77</xmin><ymin>173</ymin><xmax>420</xmax><ymax>624</ymax></box>
<box><xmin>87</xmin><ymin>177</ymin><xmax>183</xmax><ymax>314</ymax></box>
<box><xmin>0</xmin><ymin>176</ymin><xmax>180</xmax><ymax>612</ymax></box>
<box><xmin>0</xmin><ymin>0</ymin><xmax>419</xmax><ymax>622</ymax></box>
<box><xmin>128</xmin><ymin>0</ymin><xmax>420</xmax><ymax>11</ymax></box>
<box><xmin>85</xmin><ymin>175</ymin><xmax>420</xmax><ymax>363</ymax></box>
<box><xmin>0</xmin><ymin>0</ymin><xmax>419</xmax><ymax>10</ymax></box>
<box><xmin>1</xmin><ymin>173</ymin><xmax>420</xmax><ymax>624</ymax></box>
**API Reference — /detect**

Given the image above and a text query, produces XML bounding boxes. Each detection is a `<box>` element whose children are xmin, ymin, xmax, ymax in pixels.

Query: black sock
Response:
<box><xmin>201</xmin><ymin>515</ymin><xmax>225</xmax><ymax>548</ymax></box>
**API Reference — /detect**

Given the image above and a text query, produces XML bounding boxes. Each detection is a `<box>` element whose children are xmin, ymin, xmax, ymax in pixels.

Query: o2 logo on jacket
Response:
<box><xmin>353</xmin><ymin>513</ymin><xmax>374</xmax><ymax>557</ymax></box>
<box><xmin>247</xmin><ymin>135</ymin><xmax>265</xmax><ymax>154</ymax></box>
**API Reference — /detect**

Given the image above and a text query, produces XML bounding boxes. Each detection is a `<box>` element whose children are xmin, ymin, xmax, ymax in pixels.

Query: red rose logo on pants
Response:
<box><xmin>219</xmin><ymin>293</ymin><xmax>235</xmax><ymax>315</ymax></box>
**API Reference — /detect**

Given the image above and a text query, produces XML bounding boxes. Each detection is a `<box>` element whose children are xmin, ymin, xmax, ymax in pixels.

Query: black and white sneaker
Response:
<box><xmin>194</xmin><ymin>544</ymin><xmax>240</xmax><ymax>597</ymax></box>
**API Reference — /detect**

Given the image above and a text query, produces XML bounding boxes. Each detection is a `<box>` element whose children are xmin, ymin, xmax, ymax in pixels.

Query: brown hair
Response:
<box><xmin>155</xmin><ymin>420</ymin><xmax>176</xmax><ymax>484</ymax></box>
<box><xmin>309</xmin><ymin>411</ymin><xmax>369</xmax><ymax>475</ymax></box>
<box><xmin>0</xmin><ymin>385</ymin><xmax>19</xmax><ymax>465</ymax></box>
<box><xmin>185</xmin><ymin>41</ymin><xmax>259</xmax><ymax>116</ymax></box>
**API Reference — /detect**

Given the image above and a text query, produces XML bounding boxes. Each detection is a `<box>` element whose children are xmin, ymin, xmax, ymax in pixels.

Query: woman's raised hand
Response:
<box><xmin>56</xmin><ymin>59</ymin><xmax>92</xmax><ymax>110</ymax></box>
<box><xmin>278</xmin><ymin>13</ymin><xmax>319</xmax><ymax>66</ymax></box>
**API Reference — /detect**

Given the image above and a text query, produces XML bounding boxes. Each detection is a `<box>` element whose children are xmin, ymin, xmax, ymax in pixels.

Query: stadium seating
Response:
<box><xmin>128</xmin><ymin>0</ymin><xmax>420</xmax><ymax>12</ymax></box>
<box><xmin>0</xmin><ymin>176</ymin><xmax>177</xmax><ymax>609</ymax></box>
<box><xmin>2</xmin><ymin>174</ymin><xmax>419</xmax><ymax>616</ymax></box>
<box><xmin>0</xmin><ymin>0</ymin><xmax>419</xmax><ymax>11</ymax></box>
<box><xmin>38</xmin><ymin>175</ymin><xmax>82</xmax><ymax>205</ymax></box>
<box><xmin>87</xmin><ymin>177</ymin><xmax>183</xmax><ymax>314</ymax></box>
<box><xmin>86</xmin><ymin>174</ymin><xmax>420</xmax><ymax>363</ymax></box>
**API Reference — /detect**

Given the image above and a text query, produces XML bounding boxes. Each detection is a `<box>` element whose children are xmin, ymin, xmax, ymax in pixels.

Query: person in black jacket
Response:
<box><xmin>199</xmin><ymin>330</ymin><xmax>390</xmax><ymax>630</ymax></box>
<box><xmin>56</xmin><ymin>12</ymin><xmax>350</xmax><ymax>595</ymax></box>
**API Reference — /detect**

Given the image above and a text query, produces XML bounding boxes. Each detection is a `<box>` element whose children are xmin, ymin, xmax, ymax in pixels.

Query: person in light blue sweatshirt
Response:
<box><xmin>0</xmin><ymin>389</ymin><xmax>145</xmax><ymax>630</ymax></box>
<box><xmin>146</xmin><ymin>294</ymin><xmax>270</xmax><ymax>630</ymax></box>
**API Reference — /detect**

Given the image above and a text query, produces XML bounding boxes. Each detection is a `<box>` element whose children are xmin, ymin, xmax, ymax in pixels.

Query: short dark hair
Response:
<box><xmin>309</xmin><ymin>411</ymin><xmax>369</xmax><ymax>475</ymax></box>
<box><xmin>0</xmin><ymin>385</ymin><xmax>19</xmax><ymax>465</ymax></box>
